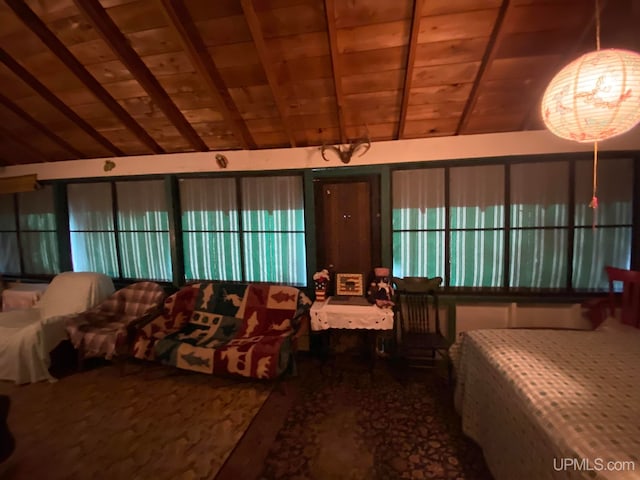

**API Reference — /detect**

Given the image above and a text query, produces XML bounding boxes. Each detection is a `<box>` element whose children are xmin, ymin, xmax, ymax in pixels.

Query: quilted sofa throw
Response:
<box><xmin>154</xmin><ymin>283</ymin><xmax>310</xmax><ymax>379</ymax></box>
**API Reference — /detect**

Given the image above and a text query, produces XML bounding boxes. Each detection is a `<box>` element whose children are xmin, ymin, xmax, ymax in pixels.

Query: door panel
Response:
<box><xmin>315</xmin><ymin>176</ymin><xmax>380</xmax><ymax>281</ymax></box>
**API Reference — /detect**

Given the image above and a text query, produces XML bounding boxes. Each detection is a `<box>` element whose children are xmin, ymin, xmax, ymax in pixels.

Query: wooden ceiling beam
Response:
<box><xmin>0</xmin><ymin>125</ymin><xmax>48</xmax><ymax>164</ymax></box>
<box><xmin>455</xmin><ymin>0</ymin><xmax>511</xmax><ymax>135</ymax></box>
<box><xmin>241</xmin><ymin>0</ymin><xmax>296</xmax><ymax>148</ymax></box>
<box><xmin>6</xmin><ymin>0</ymin><xmax>163</xmax><ymax>155</ymax></box>
<box><xmin>0</xmin><ymin>48</ymin><xmax>124</xmax><ymax>157</ymax></box>
<box><xmin>324</xmin><ymin>0</ymin><xmax>346</xmax><ymax>143</ymax></box>
<box><xmin>70</xmin><ymin>0</ymin><xmax>209</xmax><ymax>152</ymax></box>
<box><xmin>159</xmin><ymin>0</ymin><xmax>255</xmax><ymax>150</ymax></box>
<box><xmin>398</xmin><ymin>0</ymin><xmax>424</xmax><ymax>140</ymax></box>
<box><xmin>0</xmin><ymin>92</ymin><xmax>85</xmax><ymax>159</ymax></box>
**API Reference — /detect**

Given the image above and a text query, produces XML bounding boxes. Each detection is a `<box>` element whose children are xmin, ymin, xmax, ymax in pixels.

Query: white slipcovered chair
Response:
<box><xmin>0</xmin><ymin>272</ymin><xmax>114</xmax><ymax>384</ymax></box>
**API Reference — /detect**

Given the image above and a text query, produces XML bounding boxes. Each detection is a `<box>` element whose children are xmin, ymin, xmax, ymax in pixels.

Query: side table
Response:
<box><xmin>310</xmin><ymin>297</ymin><xmax>394</xmax><ymax>373</ymax></box>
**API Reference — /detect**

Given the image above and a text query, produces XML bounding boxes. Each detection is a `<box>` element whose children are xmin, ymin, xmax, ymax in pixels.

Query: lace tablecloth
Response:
<box><xmin>310</xmin><ymin>298</ymin><xmax>394</xmax><ymax>331</ymax></box>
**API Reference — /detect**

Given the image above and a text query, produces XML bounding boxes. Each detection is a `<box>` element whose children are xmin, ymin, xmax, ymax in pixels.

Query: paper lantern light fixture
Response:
<box><xmin>542</xmin><ymin>48</ymin><xmax>640</xmax><ymax>142</ymax></box>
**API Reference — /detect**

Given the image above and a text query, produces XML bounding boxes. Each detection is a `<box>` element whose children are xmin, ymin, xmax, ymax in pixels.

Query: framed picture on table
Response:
<box><xmin>335</xmin><ymin>273</ymin><xmax>364</xmax><ymax>296</ymax></box>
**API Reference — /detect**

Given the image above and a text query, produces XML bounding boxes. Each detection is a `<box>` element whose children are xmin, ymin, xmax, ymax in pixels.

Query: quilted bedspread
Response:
<box><xmin>455</xmin><ymin>325</ymin><xmax>640</xmax><ymax>480</ymax></box>
<box><xmin>155</xmin><ymin>283</ymin><xmax>311</xmax><ymax>379</ymax></box>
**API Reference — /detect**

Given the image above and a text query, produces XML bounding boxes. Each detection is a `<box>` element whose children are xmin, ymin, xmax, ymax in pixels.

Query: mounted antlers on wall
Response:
<box><xmin>321</xmin><ymin>136</ymin><xmax>371</xmax><ymax>164</ymax></box>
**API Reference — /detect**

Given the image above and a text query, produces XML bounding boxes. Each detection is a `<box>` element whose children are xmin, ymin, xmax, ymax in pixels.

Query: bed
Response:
<box><xmin>0</xmin><ymin>272</ymin><xmax>114</xmax><ymax>384</ymax></box>
<box><xmin>454</xmin><ymin>319</ymin><xmax>640</xmax><ymax>480</ymax></box>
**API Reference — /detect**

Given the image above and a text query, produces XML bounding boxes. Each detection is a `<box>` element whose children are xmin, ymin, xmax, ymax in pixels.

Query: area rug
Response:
<box><xmin>0</xmin><ymin>364</ymin><xmax>272</xmax><ymax>480</ymax></box>
<box><xmin>260</xmin><ymin>359</ymin><xmax>493</xmax><ymax>480</ymax></box>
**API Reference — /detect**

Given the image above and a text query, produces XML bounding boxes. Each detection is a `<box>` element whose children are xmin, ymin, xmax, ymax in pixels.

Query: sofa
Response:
<box><xmin>132</xmin><ymin>282</ymin><xmax>311</xmax><ymax>379</ymax></box>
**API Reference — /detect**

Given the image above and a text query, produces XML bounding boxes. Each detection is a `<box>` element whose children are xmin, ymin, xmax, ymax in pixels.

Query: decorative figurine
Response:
<box><xmin>313</xmin><ymin>268</ymin><xmax>330</xmax><ymax>301</ymax></box>
<box><xmin>367</xmin><ymin>267</ymin><xmax>394</xmax><ymax>308</ymax></box>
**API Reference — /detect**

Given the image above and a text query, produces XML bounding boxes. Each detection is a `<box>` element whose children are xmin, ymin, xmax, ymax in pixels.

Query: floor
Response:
<box><xmin>0</xmin><ymin>351</ymin><xmax>492</xmax><ymax>480</ymax></box>
<box><xmin>223</xmin><ymin>353</ymin><xmax>493</xmax><ymax>480</ymax></box>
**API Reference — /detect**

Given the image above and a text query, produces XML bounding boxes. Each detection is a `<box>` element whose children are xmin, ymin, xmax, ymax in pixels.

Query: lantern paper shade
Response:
<box><xmin>541</xmin><ymin>49</ymin><xmax>640</xmax><ymax>142</ymax></box>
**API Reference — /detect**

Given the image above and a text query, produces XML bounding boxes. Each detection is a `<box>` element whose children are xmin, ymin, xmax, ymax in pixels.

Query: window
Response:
<box><xmin>180</xmin><ymin>175</ymin><xmax>307</xmax><ymax>285</ymax></box>
<box><xmin>17</xmin><ymin>187</ymin><xmax>60</xmax><ymax>275</ymax></box>
<box><xmin>0</xmin><ymin>194</ymin><xmax>20</xmax><ymax>274</ymax></box>
<box><xmin>116</xmin><ymin>181</ymin><xmax>171</xmax><ymax>281</ymax></box>
<box><xmin>510</xmin><ymin>161</ymin><xmax>568</xmax><ymax>289</ymax></box>
<box><xmin>450</xmin><ymin>165</ymin><xmax>504</xmax><ymax>287</ymax></box>
<box><xmin>573</xmin><ymin>157</ymin><xmax>632</xmax><ymax>290</ymax></box>
<box><xmin>68</xmin><ymin>180</ymin><xmax>172</xmax><ymax>281</ymax></box>
<box><xmin>391</xmin><ymin>157</ymin><xmax>633</xmax><ymax>292</ymax></box>
<box><xmin>392</xmin><ymin>169</ymin><xmax>445</xmax><ymax>279</ymax></box>
<box><xmin>68</xmin><ymin>183</ymin><xmax>118</xmax><ymax>277</ymax></box>
<box><xmin>241</xmin><ymin>176</ymin><xmax>306</xmax><ymax>285</ymax></box>
<box><xmin>180</xmin><ymin>178</ymin><xmax>241</xmax><ymax>281</ymax></box>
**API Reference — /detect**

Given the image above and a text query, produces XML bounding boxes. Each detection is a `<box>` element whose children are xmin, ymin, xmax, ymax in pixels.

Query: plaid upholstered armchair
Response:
<box><xmin>64</xmin><ymin>282</ymin><xmax>165</xmax><ymax>370</ymax></box>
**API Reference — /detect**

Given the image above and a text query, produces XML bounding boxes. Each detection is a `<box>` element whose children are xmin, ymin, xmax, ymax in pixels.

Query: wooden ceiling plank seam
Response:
<box><xmin>0</xmin><ymin>92</ymin><xmax>85</xmax><ymax>159</ymax></box>
<box><xmin>520</xmin><ymin>0</ymin><xmax>606</xmax><ymax>130</ymax></box>
<box><xmin>0</xmin><ymin>124</ymin><xmax>48</xmax><ymax>163</ymax></box>
<box><xmin>324</xmin><ymin>0</ymin><xmax>346</xmax><ymax>143</ymax></box>
<box><xmin>241</xmin><ymin>0</ymin><xmax>296</xmax><ymax>148</ymax></box>
<box><xmin>5</xmin><ymin>0</ymin><xmax>162</xmax><ymax>155</ymax></box>
<box><xmin>159</xmin><ymin>0</ymin><xmax>255</xmax><ymax>150</ymax></box>
<box><xmin>0</xmin><ymin>47</ymin><xmax>124</xmax><ymax>157</ymax></box>
<box><xmin>398</xmin><ymin>0</ymin><xmax>424</xmax><ymax>140</ymax></box>
<box><xmin>455</xmin><ymin>0</ymin><xmax>510</xmax><ymax>135</ymax></box>
<box><xmin>69</xmin><ymin>0</ymin><xmax>209</xmax><ymax>152</ymax></box>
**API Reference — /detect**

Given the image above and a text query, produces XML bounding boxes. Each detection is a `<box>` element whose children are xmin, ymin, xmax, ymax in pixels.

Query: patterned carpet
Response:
<box><xmin>259</xmin><ymin>357</ymin><xmax>493</xmax><ymax>480</ymax></box>
<box><xmin>0</xmin><ymin>362</ymin><xmax>272</xmax><ymax>480</ymax></box>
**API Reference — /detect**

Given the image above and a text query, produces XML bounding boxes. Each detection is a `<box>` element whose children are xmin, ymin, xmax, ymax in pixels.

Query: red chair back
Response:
<box><xmin>605</xmin><ymin>266</ymin><xmax>640</xmax><ymax>327</ymax></box>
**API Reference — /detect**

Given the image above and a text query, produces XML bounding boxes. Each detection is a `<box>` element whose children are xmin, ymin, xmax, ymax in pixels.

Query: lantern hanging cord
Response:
<box><xmin>589</xmin><ymin>141</ymin><xmax>599</xmax><ymax>229</ymax></box>
<box><xmin>595</xmin><ymin>0</ymin><xmax>601</xmax><ymax>51</ymax></box>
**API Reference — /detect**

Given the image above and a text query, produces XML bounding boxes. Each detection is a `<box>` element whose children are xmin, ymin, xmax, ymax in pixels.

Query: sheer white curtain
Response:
<box><xmin>450</xmin><ymin>165</ymin><xmax>504</xmax><ymax>287</ymax></box>
<box><xmin>18</xmin><ymin>186</ymin><xmax>60</xmax><ymax>275</ymax></box>
<box><xmin>116</xmin><ymin>180</ymin><xmax>172</xmax><ymax>281</ymax></box>
<box><xmin>180</xmin><ymin>177</ymin><xmax>241</xmax><ymax>281</ymax></box>
<box><xmin>68</xmin><ymin>183</ymin><xmax>118</xmax><ymax>276</ymax></box>
<box><xmin>392</xmin><ymin>168</ymin><xmax>445</xmax><ymax>279</ymax></box>
<box><xmin>0</xmin><ymin>194</ymin><xmax>20</xmax><ymax>274</ymax></box>
<box><xmin>573</xmin><ymin>158</ymin><xmax>632</xmax><ymax>290</ymax></box>
<box><xmin>241</xmin><ymin>176</ymin><xmax>306</xmax><ymax>285</ymax></box>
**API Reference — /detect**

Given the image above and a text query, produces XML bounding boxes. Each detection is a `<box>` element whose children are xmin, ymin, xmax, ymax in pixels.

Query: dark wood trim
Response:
<box><xmin>71</xmin><ymin>0</ymin><xmax>206</xmax><ymax>152</ymax></box>
<box><xmin>5</xmin><ymin>0</ymin><xmax>162</xmax><ymax>155</ymax></box>
<box><xmin>398</xmin><ymin>0</ymin><xmax>424</xmax><ymax>139</ymax></box>
<box><xmin>503</xmin><ymin>163</ymin><xmax>510</xmax><ymax>289</ymax></box>
<box><xmin>160</xmin><ymin>0</ymin><xmax>255</xmax><ymax>150</ymax></box>
<box><xmin>303</xmin><ymin>170</ymin><xmax>317</xmax><ymax>287</ymax></box>
<box><xmin>165</xmin><ymin>175</ymin><xmax>184</xmax><ymax>287</ymax></box>
<box><xmin>241</xmin><ymin>0</ymin><xmax>296</xmax><ymax>147</ymax></box>
<box><xmin>455</xmin><ymin>0</ymin><xmax>510</xmax><ymax>135</ymax></box>
<box><xmin>324</xmin><ymin>0</ymin><xmax>346</xmax><ymax>143</ymax></box>
<box><xmin>379</xmin><ymin>165</ymin><xmax>392</xmax><ymax>268</ymax></box>
<box><xmin>0</xmin><ymin>48</ymin><xmax>124</xmax><ymax>157</ymax></box>
<box><xmin>235</xmin><ymin>177</ymin><xmax>247</xmax><ymax>282</ymax></box>
<box><xmin>111</xmin><ymin>182</ymin><xmax>124</xmax><ymax>279</ymax></box>
<box><xmin>632</xmin><ymin>155</ymin><xmax>640</xmax><ymax>271</ymax></box>
<box><xmin>444</xmin><ymin>167</ymin><xmax>451</xmax><ymax>287</ymax></box>
<box><xmin>0</xmin><ymin>93</ymin><xmax>84</xmax><ymax>159</ymax></box>
<box><xmin>567</xmin><ymin>158</ymin><xmax>576</xmax><ymax>289</ymax></box>
<box><xmin>53</xmin><ymin>183</ymin><xmax>72</xmax><ymax>272</ymax></box>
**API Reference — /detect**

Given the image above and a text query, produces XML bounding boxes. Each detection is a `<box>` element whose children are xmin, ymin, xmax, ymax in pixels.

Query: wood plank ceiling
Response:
<box><xmin>0</xmin><ymin>0</ymin><xmax>638</xmax><ymax>166</ymax></box>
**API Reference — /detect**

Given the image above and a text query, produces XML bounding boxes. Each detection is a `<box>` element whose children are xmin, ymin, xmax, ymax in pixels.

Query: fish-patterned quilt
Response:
<box><xmin>154</xmin><ymin>283</ymin><xmax>311</xmax><ymax>379</ymax></box>
<box><xmin>454</xmin><ymin>324</ymin><xmax>640</xmax><ymax>480</ymax></box>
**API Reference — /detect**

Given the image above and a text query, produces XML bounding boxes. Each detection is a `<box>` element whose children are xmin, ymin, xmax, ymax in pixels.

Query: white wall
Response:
<box><xmin>1</xmin><ymin>128</ymin><xmax>639</xmax><ymax>181</ymax></box>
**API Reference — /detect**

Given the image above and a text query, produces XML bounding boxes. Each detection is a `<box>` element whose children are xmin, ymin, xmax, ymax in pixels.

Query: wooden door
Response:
<box><xmin>315</xmin><ymin>176</ymin><xmax>380</xmax><ymax>282</ymax></box>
